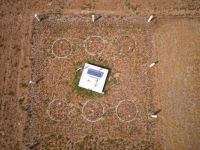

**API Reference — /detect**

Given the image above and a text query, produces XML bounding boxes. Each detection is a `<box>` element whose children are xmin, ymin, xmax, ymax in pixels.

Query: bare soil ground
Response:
<box><xmin>0</xmin><ymin>0</ymin><xmax>200</xmax><ymax>150</ymax></box>
<box><xmin>26</xmin><ymin>14</ymin><xmax>156</xmax><ymax>149</ymax></box>
<box><xmin>152</xmin><ymin>17</ymin><xmax>200</xmax><ymax>150</ymax></box>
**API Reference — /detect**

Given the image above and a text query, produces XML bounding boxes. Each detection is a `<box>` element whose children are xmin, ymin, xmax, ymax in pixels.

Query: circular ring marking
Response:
<box><xmin>81</xmin><ymin>100</ymin><xmax>105</xmax><ymax>123</ymax></box>
<box><xmin>83</xmin><ymin>36</ymin><xmax>106</xmax><ymax>56</ymax></box>
<box><xmin>113</xmin><ymin>35</ymin><xmax>136</xmax><ymax>55</ymax></box>
<box><xmin>115</xmin><ymin>100</ymin><xmax>138</xmax><ymax>122</ymax></box>
<box><xmin>51</xmin><ymin>38</ymin><xmax>73</xmax><ymax>59</ymax></box>
<box><xmin>46</xmin><ymin>99</ymin><xmax>70</xmax><ymax>122</ymax></box>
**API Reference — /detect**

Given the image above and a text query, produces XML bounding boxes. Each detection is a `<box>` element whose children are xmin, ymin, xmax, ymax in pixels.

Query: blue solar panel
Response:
<box><xmin>87</xmin><ymin>68</ymin><xmax>104</xmax><ymax>78</ymax></box>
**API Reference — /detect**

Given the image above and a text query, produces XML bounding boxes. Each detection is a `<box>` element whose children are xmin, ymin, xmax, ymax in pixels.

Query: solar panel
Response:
<box><xmin>87</xmin><ymin>68</ymin><xmax>104</xmax><ymax>78</ymax></box>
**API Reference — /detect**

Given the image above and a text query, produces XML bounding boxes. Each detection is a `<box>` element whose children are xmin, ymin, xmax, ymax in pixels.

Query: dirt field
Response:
<box><xmin>152</xmin><ymin>17</ymin><xmax>200</xmax><ymax>150</ymax></box>
<box><xmin>24</xmin><ymin>14</ymin><xmax>158</xmax><ymax>149</ymax></box>
<box><xmin>0</xmin><ymin>0</ymin><xmax>200</xmax><ymax>150</ymax></box>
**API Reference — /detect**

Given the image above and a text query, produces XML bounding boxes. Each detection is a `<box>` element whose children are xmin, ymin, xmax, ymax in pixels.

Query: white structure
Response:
<box><xmin>79</xmin><ymin>63</ymin><xmax>109</xmax><ymax>94</ymax></box>
<box><xmin>147</xmin><ymin>15</ymin><xmax>155</xmax><ymax>23</ymax></box>
<box><xmin>151</xmin><ymin>114</ymin><xmax>158</xmax><ymax>118</ymax></box>
<box><xmin>149</xmin><ymin>62</ymin><xmax>156</xmax><ymax>68</ymax></box>
<box><xmin>29</xmin><ymin>80</ymin><xmax>36</xmax><ymax>85</ymax></box>
<box><xmin>149</xmin><ymin>61</ymin><xmax>159</xmax><ymax>68</ymax></box>
<box><xmin>91</xmin><ymin>14</ymin><xmax>96</xmax><ymax>22</ymax></box>
<box><xmin>34</xmin><ymin>14</ymin><xmax>40</xmax><ymax>22</ymax></box>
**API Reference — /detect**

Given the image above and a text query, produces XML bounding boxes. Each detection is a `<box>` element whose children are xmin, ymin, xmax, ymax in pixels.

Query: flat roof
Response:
<box><xmin>78</xmin><ymin>63</ymin><xmax>109</xmax><ymax>94</ymax></box>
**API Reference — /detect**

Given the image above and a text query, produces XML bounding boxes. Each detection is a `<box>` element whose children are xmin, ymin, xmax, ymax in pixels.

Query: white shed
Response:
<box><xmin>78</xmin><ymin>63</ymin><xmax>109</xmax><ymax>94</ymax></box>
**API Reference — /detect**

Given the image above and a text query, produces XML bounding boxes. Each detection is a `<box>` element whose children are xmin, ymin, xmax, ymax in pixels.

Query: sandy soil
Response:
<box><xmin>0</xmin><ymin>0</ymin><xmax>200</xmax><ymax>150</ymax></box>
<box><xmin>26</xmin><ymin>14</ymin><xmax>156</xmax><ymax>149</ymax></box>
<box><xmin>152</xmin><ymin>17</ymin><xmax>200</xmax><ymax>150</ymax></box>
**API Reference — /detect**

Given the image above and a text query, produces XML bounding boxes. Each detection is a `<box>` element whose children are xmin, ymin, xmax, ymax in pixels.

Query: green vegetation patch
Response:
<box><xmin>20</xmin><ymin>83</ymin><xmax>28</xmax><ymax>88</ymax></box>
<box><xmin>72</xmin><ymin>58</ymin><xmax>111</xmax><ymax>97</ymax></box>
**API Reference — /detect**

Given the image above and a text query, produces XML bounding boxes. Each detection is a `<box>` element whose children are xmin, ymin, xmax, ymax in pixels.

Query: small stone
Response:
<box><xmin>0</xmin><ymin>131</ymin><xmax>5</xmax><ymax>136</ymax></box>
<box><xmin>114</xmin><ymin>73</ymin><xmax>120</xmax><ymax>78</ymax></box>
